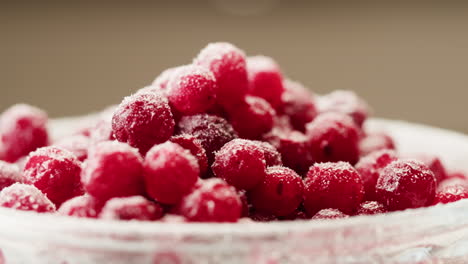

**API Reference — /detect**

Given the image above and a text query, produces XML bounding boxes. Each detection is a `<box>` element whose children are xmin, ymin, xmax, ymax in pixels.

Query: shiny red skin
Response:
<box><xmin>170</xmin><ymin>134</ymin><xmax>208</xmax><ymax>177</ymax></box>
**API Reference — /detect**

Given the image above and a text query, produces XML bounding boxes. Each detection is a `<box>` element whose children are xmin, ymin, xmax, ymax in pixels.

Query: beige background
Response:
<box><xmin>1</xmin><ymin>1</ymin><xmax>468</xmax><ymax>132</ymax></box>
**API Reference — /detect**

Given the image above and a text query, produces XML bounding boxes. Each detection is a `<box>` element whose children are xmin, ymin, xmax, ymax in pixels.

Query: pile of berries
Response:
<box><xmin>0</xmin><ymin>42</ymin><xmax>467</xmax><ymax>223</ymax></box>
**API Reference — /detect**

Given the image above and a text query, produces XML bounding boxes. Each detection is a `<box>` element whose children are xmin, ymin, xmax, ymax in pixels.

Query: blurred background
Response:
<box><xmin>1</xmin><ymin>1</ymin><xmax>468</xmax><ymax>132</ymax></box>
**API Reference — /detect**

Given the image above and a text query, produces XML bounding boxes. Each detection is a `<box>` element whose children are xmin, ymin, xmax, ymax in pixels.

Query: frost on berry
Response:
<box><xmin>252</xmin><ymin>141</ymin><xmax>282</xmax><ymax>166</ymax></box>
<box><xmin>375</xmin><ymin>160</ymin><xmax>436</xmax><ymax>211</ymax></box>
<box><xmin>24</xmin><ymin>147</ymin><xmax>83</xmax><ymax>206</ymax></box>
<box><xmin>0</xmin><ymin>104</ymin><xmax>49</xmax><ymax>163</ymax></box>
<box><xmin>0</xmin><ymin>161</ymin><xmax>22</xmax><ymax>191</ymax></box>
<box><xmin>54</xmin><ymin>135</ymin><xmax>90</xmax><ymax>162</ymax></box>
<box><xmin>317</xmin><ymin>90</ymin><xmax>369</xmax><ymax>127</ymax></box>
<box><xmin>144</xmin><ymin>142</ymin><xmax>199</xmax><ymax>204</ymax></box>
<box><xmin>405</xmin><ymin>153</ymin><xmax>447</xmax><ymax>183</ymax></box>
<box><xmin>312</xmin><ymin>208</ymin><xmax>349</xmax><ymax>220</ymax></box>
<box><xmin>304</xmin><ymin>162</ymin><xmax>364</xmax><ymax>216</ymax></box>
<box><xmin>58</xmin><ymin>195</ymin><xmax>104</xmax><ymax>218</ymax></box>
<box><xmin>177</xmin><ymin>178</ymin><xmax>242</xmax><ymax>222</ymax></box>
<box><xmin>212</xmin><ymin>139</ymin><xmax>267</xmax><ymax>190</ymax></box>
<box><xmin>151</xmin><ymin>66</ymin><xmax>181</xmax><ymax>91</ymax></box>
<box><xmin>170</xmin><ymin>134</ymin><xmax>208</xmax><ymax>177</ymax></box>
<box><xmin>82</xmin><ymin>141</ymin><xmax>145</xmax><ymax>201</ymax></box>
<box><xmin>229</xmin><ymin>96</ymin><xmax>275</xmax><ymax>139</ymax></box>
<box><xmin>359</xmin><ymin>132</ymin><xmax>396</xmax><ymax>157</ymax></box>
<box><xmin>99</xmin><ymin>196</ymin><xmax>164</xmax><ymax>221</ymax></box>
<box><xmin>432</xmin><ymin>185</ymin><xmax>468</xmax><ymax>205</ymax></box>
<box><xmin>355</xmin><ymin>201</ymin><xmax>388</xmax><ymax>215</ymax></box>
<box><xmin>0</xmin><ymin>183</ymin><xmax>55</xmax><ymax>213</ymax></box>
<box><xmin>112</xmin><ymin>91</ymin><xmax>175</xmax><ymax>155</ymax></box>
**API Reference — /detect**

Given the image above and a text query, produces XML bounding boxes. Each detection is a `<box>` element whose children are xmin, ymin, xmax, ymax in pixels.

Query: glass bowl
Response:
<box><xmin>1</xmin><ymin>118</ymin><xmax>468</xmax><ymax>264</ymax></box>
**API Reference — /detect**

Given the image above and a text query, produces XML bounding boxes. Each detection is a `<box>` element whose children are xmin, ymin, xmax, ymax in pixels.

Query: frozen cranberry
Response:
<box><xmin>0</xmin><ymin>183</ymin><xmax>55</xmax><ymax>213</ymax></box>
<box><xmin>112</xmin><ymin>91</ymin><xmax>175</xmax><ymax>155</ymax></box>
<box><xmin>312</xmin><ymin>208</ymin><xmax>349</xmax><ymax>220</ymax></box>
<box><xmin>250</xmin><ymin>166</ymin><xmax>304</xmax><ymax>217</ymax></box>
<box><xmin>152</xmin><ymin>66</ymin><xmax>180</xmax><ymax>91</ymax></box>
<box><xmin>355</xmin><ymin>201</ymin><xmax>387</xmax><ymax>215</ymax></box>
<box><xmin>264</xmin><ymin>131</ymin><xmax>314</xmax><ymax>176</ymax></box>
<box><xmin>252</xmin><ymin>141</ymin><xmax>282</xmax><ymax>166</ymax></box>
<box><xmin>317</xmin><ymin>90</ymin><xmax>369</xmax><ymax>127</ymax></box>
<box><xmin>177</xmin><ymin>178</ymin><xmax>242</xmax><ymax>222</ymax></box>
<box><xmin>406</xmin><ymin>154</ymin><xmax>447</xmax><ymax>183</ymax></box>
<box><xmin>54</xmin><ymin>135</ymin><xmax>90</xmax><ymax>161</ymax></box>
<box><xmin>355</xmin><ymin>150</ymin><xmax>398</xmax><ymax>201</ymax></box>
<box><xmin>144</xmin><ymin>142</ymin><xmax>199</xmax><ymax>204</ymax></box>
<box><xmin>304</xmin><ymin>162</ymin><xmax>364</xmax><ymax>215</ymax></box>
<box><xmin>246</xmin><ymin>56</ymin><xmax>285</xmax><ymax>109</ymax></box>
<box><xmin>375</xmin><ymin>160</ymin><xmax>436</xmax><ymax>211</ymax></box>
<box><xmin>306</xmin><ymin>112</ymin><xmax>360</xmax><ymax>165</ymax></box>
<box><xmin>170</xmin><ymin>135</ymin><xmax>208</xmax><ymax>177</ymax></box>
<box><xmin>24</xmin><ymin>147</ymin><xmax>83</xmax><ymax>206</ymax></box>
<box><xmin>212</xmin><ymin>139</ymin><xmax>266</xmax><ymax>190</ymax></box>
<box><xmin>229</xmin><ymin>96</ymin><xmax>275</xmax><ymax>139</ymax></box>
<box><xmin>99</xmin><ymin>196</ymin><xmax>164</xmax><ymax>221</ymax></box>
<box><xmin>194</xmin><ymin>42</ymin><xmax>248</xmax><ymax>109</ymax></box>
<box><xmin>178</xmin><ymin>114</ymin><xmax>237</xmax><ymax>164</ymax></box>
<box><xmin>359</xmin><ymin>132</ymin><xmax>396</xmax><ymax>157</ymax></box>
<box><xmin>0</xmin><ymin>104</ymin><xmax>49</xmax><ymax>162</ymax></box>
<box><xmin>0</xmin><ymin>161</ymin><xmax>22</xmax><ymax>191</ymax></box>
<box><xmin>167</xmin><ymin>65</ymin><xmax>217</xmax><ymax>115</ymax></box>
<box><xmin>432</xmin><ymin>185</ymin><xmax>468</xmax><ymax>205</ymax></box>
<box><xmin>280</xmin><ymin>79</ymin><xmax>318</xmax><ymax>132</ymax></box>
<box><xmin>82</xmin><ymin>141</ymin><xmax>145</xmax><ymax>201</ymax></box>
<box><xmin>58</xmin><ymin>195</ymin><xmax>104</xmax><ymax>218</ymax></box>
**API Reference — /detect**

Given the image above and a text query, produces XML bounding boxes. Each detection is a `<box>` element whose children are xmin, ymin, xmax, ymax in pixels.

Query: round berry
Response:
<box><xmin>375</xmin><ymin>160</ymin><xmax>436</xmax><ymax>211</ymax></box>
<box><xmin>178</xmin><ymin>114</ymin><xmax>237</xmax><ymax>164</ymax></box>
<box><xmin>112</xmin><ymin>91</ymin><xmax>175</xmax><ymax>155</ymax></box>
<box><xmin>280</xmin><ymin>79</ymin><xmax>318</xmax><ymax>132</ymax></box>
<box><xmin>167</xmin><ymin>65</ymin><xmax>217</xmax><ymax>115</ymax></box>
<box><xmin>306</xmin><ymin>112</ymin><xmax>360</xmax><ymax>165</ymax></box>
<box><xmin>82</xmin><ymin>141</ymin><xmax>145</xmax><ymax>201</ymax></box>
<box><xmin>212</xmin><ymin>139</ymin><xmax>266</xmax><ymax>190</ymax></box>
<box><xmin>250</xmin><ymin>166</ymin><xmax>304</xmax><ymax>217</ymax></box>
<box><xmin>312</xmin><ymin>208</ymin><xmax>349</xmax><ymax>220</ymax></box>
<box><xmin>304</xmin><ymin>162</ymin><xmax>364</xmax><ymax>215</ymax></box>
<box><xmin>194</xmin><ymin>42</ymin><xmax>248</xmax><ymax>109</ymax></box>
<box><xmin>246</xmin><ymin>56</ymin><xmax>285</xmax><ymax>109</ymax></box>
<box><xmin>229</xmin><ymin>96</ymin><xmax>275</xmax><ymax>139</ymax></box>
<box><xmin>0</xmin><ymin>183</ymin><xmax>55</xmax><ymax>213</ymax></box>
<box><xmin>317</xmin><ymin>90</ymin><xmax>369</xmax><ymax>127</ymax></box>
<box><xmin>54</xmin><ymin>135</ymin><xmax>90</xmax><ymax>161</ymax></box>
<box><xmin>58</xmin><ymin>195</ymin><xmax>104</xmax><ymax>218</ymax></box>
<box><xmin>152</xmin><ymin>66</ymin><xmax>180</xmax><ymax>91</ymax></box>
<box><xmin>409</xmin><ymin>154</ymin><xmax>447</xmax><ymax>183</ymax></box>
<box><xmin>24</xmin><ymin>147</ymin><xmax>83</xmax><ymax>206</ymax></box>
<box><xmin>252</xmin><ymin>141</ymin><xmax>282</xmax><ymax>166</ymax></box>
<box><xmin>0</xmin><ymin>104</ymin><xmax>49</xmax><ymax>163</ymax></box>
<box><xmin>0</xmin><ymin>161</ymin><xmax>22</xmax><ymax>191</ymax></box>
<box><xmin>144</xmin><ymin>142</ymin><xmax>199</xmax><ymax>204</ymax></box>
<box><xmin>355</xmin><ymin>201</ymin><xmax>387</xmax><ymax>215</ymax></box>
<box><xmin>359</xmin><ymin>132</ymin><xmax>396</xmax><ymax>157</ymax></box>
<box><xmin>355</xmin><ymin>150</ymin><xmax>398</xmax><ymax>201</ymax></box>
<box><xmin>432</xmin><ymin>185</ymin><xmax>468</xmax><ymax>205</ymax></box>
<box><xmin>177</xmin><ymin>178</ymin><xmax>242</xmax><ymax>222</ymax></box>
<box><xmin>99</xmin><ymin>196</ymin><xmax>164</xmax><ymax>221</ymax></box>
<box><xmin>170</xmin><ymin>135</ymin><xmax>208</xmax><ymax>177</ymax></box>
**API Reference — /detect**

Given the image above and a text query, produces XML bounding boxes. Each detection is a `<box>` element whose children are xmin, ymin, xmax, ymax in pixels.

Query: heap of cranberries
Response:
<box><xmin>0</xmin><ymin>42</ymin><xmax>466</xmax><ymax>223</ymax></box>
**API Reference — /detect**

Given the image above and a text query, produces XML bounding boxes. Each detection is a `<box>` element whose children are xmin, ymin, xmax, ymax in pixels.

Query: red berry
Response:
<box><xmin>24</xmin><ymin>147</ymin><xmax>83</xmax><ymax>206</ymax></box>
<box><xmin>375</xmin><ymin>160</ymin><xmax>436</xmax><ymax>211</ymax></box>
<box><xmin>249</xmin><ymin>211</ymin><xmax>277</xmax><ymax>222</ymax></box>
<box><xmin>252</xmin><ymin>141</ymin><xmax>282</xmax><ymax>166</ymax></box>
<box><xmin>359</xmin><ymin>132</ymin><xmax>396</xmax><ymax>157</ymax></box>
<box><xmin>312</xmin><ymin>208</ymin><xmax>349</xmax><ymax>220</ymax></box>
<box><xmin>304</xmin><ymin>162</ymin><xmax>364</xmax><ymax>215</ymax></box>
<box><xmin>58</xmin><ymin>195</ymin><xmax>104</xmax><ymax>218</ymax></box>
<box><xmin>144</xmin><ymin>142</ymin><xmax>199</xmax><ymax>204</ymax></box>
<box><xmin>82</xmin><ymin>141</ymin><xmax>145</xmax><ymax>201</ymax></box>
<box><xmin>250</xmin><ymin>166</ymin><xmax>304</xmax><ymax>217</ymax></box>
<box><xmin>54</xmin><ymin>135</ymin><xmax>90</xmax><ymax>161</ymax></box>
<box><xmin>170</xmin><ymin>135</ymin><xmax>208</xmax><ymax>177</ymax></box>
<box><xmin>0</xmin><ymin>104</ymin><xmax>49</xmax><ymax>163</ymax></box>
<box><xmin>229</xmin><ymin>96</ymin><xmax>275</xmax><ymax>139</ymax></box>
<box><xmin>99</xmin><ymin>196</ymin><xmax>164</xmax><ymax>221</ymax></box>
<box><xmin>0</xmin><ymin>161</ymin><xmax>22</xmax><ymax>191</ymax></box>
<box><xmin>167</xmin><ymin>65</ymin><xmax>217</xmax><ymax>115</ymax></box>
<box><xmin>432</xmin><ymin>185</ymin><xmax>468</xmax><ymax>205</ymax></box>
<box><xmin>0</xmin><ymin>183</ymin><xmax>55</xmax><ymax>213</ymax></box>
<box><xmin>112</xmin><ymin>91</ymin><xmax>175</xmax><ymax>155</ymax></box>
<box><xmin>152</xmin><ymin>66</ymin><xmax>180</xmax><ymax>91</ymax></box>
<box><xmin>317</xmin><ymin>90</ymin><xmax>369</xmax><ymax>127</ymax></box>
<box><xmin>407</xmin><ymin>154</ymin><xmax>447</xmax><ymax>183</ymax></box>
<box><xmin>280</xmin><ymin>79</ymin><xmax>318</xmax><ymax>132</ymax></box>
<box><xmin>355</xmin><ymin>201</ymin><xmax>387</xmax><ymax>215</ymax></box>
<box><xmin>355</xmin><ymin>150</ymin><xmax>398</xmax><ymax>201</ymax></box>
<box><xmin>178</xmin><ymin>114</ymin><xmax>237</xmax><ymax>164</ymax></box>
<box><xmin>177</xmin><ymin>178</ymin><xmax>242</xmax><ymax>222</ymax></box>
<box><xmin>246</xmin><ymin>56</ymin><xmax>285</xmax><ymax>109</ymax></box>
<box><xmin>194</xmin><ymin>42</ymin><xmax>248</xmax><ymax>109</ymax></box>
<box><xmin>306</xmin><ymin>112</ymin><xmax>360</xmax><ymax>165</ymax></box>
<box><xmin>212</xmin><ymin>139</ymin><xmax>266</xmax><ymax>190</ymax></box>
